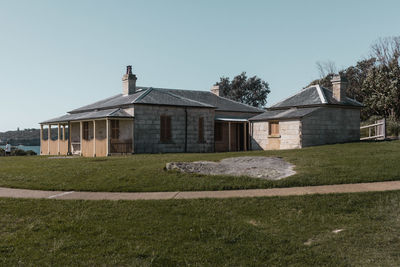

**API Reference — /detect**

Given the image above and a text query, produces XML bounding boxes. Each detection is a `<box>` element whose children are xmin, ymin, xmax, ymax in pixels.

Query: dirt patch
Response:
<box><xmin>166</xmin><ymin>156</ymin><xmax>296</xmax><ymax>180</ymax></box>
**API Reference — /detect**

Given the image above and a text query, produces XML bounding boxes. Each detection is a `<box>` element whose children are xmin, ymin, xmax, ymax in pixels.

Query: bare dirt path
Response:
<box><xmin>1</xmin><ymin>181</ymin><xmax>400</xmax><ymax>201</ymax></box>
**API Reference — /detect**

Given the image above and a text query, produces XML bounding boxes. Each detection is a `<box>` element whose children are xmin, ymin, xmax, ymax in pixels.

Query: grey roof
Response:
<box><xmin>69</xmin><ymin>87</ymin><xmax>264</xmax><ymax>113</ymax></box>
<box><xmin>249</xmin><ymin>107</ymin><xmax>320</xmax><ymax>121</ymax></box>
<box><xmin>41</xmin><ymin>108</ymin><xmax>133</xmax><ymax>124</ymax></box>
<box><xmin>269</xmin><ymin>85</ymin><xmax>363</xmax><ymax>109</ymax></box>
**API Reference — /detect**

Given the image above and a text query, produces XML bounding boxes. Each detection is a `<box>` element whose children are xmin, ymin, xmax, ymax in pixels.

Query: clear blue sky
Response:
<box><xmin>1</xmin><ymin>0</ymin><xmax>399</xmax><ymax>131</ymax></box>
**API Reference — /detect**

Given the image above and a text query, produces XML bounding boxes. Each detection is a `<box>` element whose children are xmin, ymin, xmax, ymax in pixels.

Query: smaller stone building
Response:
<box><xmin>249</xmin><ymin>75</ymin><xmax>363</xmax><ymax>150</ymax></box>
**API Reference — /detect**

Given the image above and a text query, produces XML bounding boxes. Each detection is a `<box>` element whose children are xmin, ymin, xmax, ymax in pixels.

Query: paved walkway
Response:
<box><xmin>1</xmin><ymin>181</ymin><xmax>400</xmax><ymax>201</ymax></box>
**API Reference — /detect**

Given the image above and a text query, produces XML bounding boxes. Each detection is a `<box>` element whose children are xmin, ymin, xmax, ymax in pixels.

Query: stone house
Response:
<box><xmin>249</xmin><ymin>75</ymin><xmax>363</xmax><ymax>150</ymax></box>
<box><xmin>40</xmin><ymin>66</ymin><xmax>263</xmax><ymax>156</ymax></box>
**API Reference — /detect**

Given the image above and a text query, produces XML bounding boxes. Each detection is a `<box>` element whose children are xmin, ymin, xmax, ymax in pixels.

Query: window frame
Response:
<box><xmin>198</xmin><ymin>117</ymin><xmax>205</xmax><ymax>143</ymax></box>
<box><xmin>111</xmin><ymin>120</ymin><xmax>120</xmax><ymax>139</ymax></box>
<box><xmin>160</xmin><ymin>115</ymin><xmax>172</xmax><ymax>143</ymax></box>
<box><xmin>268</xmin><ymin>121</ymin><xmax>280</xmax><ymax>137</ymax></box>
<box><xmin>83</xmin><ymin>122</ymin><xmax>89</xmax><ymax>140</ymax></box>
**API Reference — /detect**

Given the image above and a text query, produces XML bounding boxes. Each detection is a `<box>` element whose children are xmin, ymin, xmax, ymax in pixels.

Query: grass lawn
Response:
<box><xmin>1</xmin><ymin>191</ymin><xmax>400</xmax><ymax>265</ymax></box>
<box><xmin>0</xmin><ymin>141</ymin><xmax>399</xmax><ymax>192</ymax></box>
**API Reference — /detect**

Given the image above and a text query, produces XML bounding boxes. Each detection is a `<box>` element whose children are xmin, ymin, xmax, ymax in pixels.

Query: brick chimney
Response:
<box><xmin>211</xmin><ymin>84</ymin><xmax>222</xmax><ymax>96</ymax></box>
<box><xmin>122</xmin><ymin>65</ymin><xmax>137</xmax><ymax>95</ymax></box>
<box><xmin>331</xmin><ymin>75</ymin><xmax>347</xmax><ymax>102</ymax></box>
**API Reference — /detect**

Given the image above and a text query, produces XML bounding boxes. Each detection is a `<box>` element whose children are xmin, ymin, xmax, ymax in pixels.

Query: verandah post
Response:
<box><xmin>93</xmin><ymin>120</ymin><xmax>96</xmax><ymax>157</ymax></box>
<box><xmin>80</xmin><ymin>121</ymin><xmax>83</xmax><ymax>156</ymax></box>
<box><xmin>48</xmin><ymin>125</ymin><xmax>51</xmax><ymax>155</ymax></box>
<box><xmin>57</xmin><ymin>123</ymin><xmax>60</xmax><ymax>155</ymax></box>
<box><xmin>106</xmin><ymin>118</ymin><xmax>109</xmax><ymax>156</ymax></box>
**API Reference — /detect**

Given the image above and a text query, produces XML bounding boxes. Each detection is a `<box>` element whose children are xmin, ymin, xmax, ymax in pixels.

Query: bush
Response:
<box><xmin>25</xmin><ymin>150</ymin><xmax>37</xmax><ymax>156</ymax></box>
<box><xmin>12</xmin><ymin>149</ymin><xmax>27</xmax><ymax>156</ymax></box>
<box><xmin>387</xmin><ymin>117</ymin><xmax>400</xmax><ymax>137</ymax></box>
<box><xmin>0</xmin><ymin>148</ymin><xmax>4</xmax><ymax>156</ymax></box>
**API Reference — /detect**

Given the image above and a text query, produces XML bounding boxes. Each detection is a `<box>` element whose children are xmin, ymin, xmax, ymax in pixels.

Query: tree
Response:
<box><xmin>370</xmin><ymin>37</ymin><xmax>400</xmax><ymax>66</ymax></box>
<box><xmin>316</xmin><ymin>60</ymin><xmax>337</xmax><ymax>78</ymax></box>
<box><xmin>362</xmin><ymin>55</ymin><xmax>400</xmax><ymax>119</ymax></box>
<box><xmin>307</xmin><ymin>36</ymin><xmax>400</xmax><ymax>123</ymax></box>
<box><xmin>216</xmin><ymin>72</ymin><xmax>270</xmax><ymax>108</ymax></box>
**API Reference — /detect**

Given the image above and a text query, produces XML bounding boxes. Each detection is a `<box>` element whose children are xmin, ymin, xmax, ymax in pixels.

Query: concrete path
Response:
<box><xmin>1</xmin><ymin>181</ymin><xmax>400</xmax><ymax>201</ymax></box>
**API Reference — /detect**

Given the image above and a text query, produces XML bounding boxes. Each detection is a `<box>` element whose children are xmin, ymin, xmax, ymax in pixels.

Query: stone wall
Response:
<box><xmin>251</xmin><ymin>121</ymin><xmax>268</xmax><ymax>150</ymax></box>
<box><xmin>251</xmin><ymin>120</ymin><xmax>301</xmax><ymax>150</ymax></box>
<box><xmin>279</xmin><ymin>120</ymin><xmax>301</xmax><ymax>149</ymax></box>
<box><xmin>301</xmin><ymin>107</ymin><xmax>360</xmax><ymax>147</ymax></box>
<box><xmin>134</xmin><ymin>105</ymin><xmax>214</xmax><ymax>153</ymax></box>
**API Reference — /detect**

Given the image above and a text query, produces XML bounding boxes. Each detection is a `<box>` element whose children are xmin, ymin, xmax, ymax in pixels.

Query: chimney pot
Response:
<box><xmin>122</xmin><ymin>65</ymin><xmax>137</xmax><ymax>95</ymax></box>
<box><xmin>126</xmin><ymin>65</ymin><xmax>132</xmax><ymax>75</ymax></box>
<box><xmin>331</xmin><ymin>75</ymin><xmax>347</xmax><ymax>102</ymax></box>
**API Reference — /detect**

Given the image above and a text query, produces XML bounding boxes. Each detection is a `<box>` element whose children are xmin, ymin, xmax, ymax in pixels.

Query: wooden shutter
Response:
<box><xmin>269</xmin><ymin>121</ymin><xmax>279</xmax><ymax>135</ymax></box>
<box><xmin>214</xmin><ymin>122</ymin><xmax>223</xmax><ymax>141</ymax></box>
<box><xmin>198</xmin><ymin>117</ymin><xmax>204</xmax><ymax>142</ymax></box>
<box><xmin>160</xmin><ymin>115</ymin><xmax>172</xmax><ymax>142</ymax></box>
<box><xmin>166</xmin><ymin>116</ymin><xmax>171</xmax><ymax>141</ymax></box>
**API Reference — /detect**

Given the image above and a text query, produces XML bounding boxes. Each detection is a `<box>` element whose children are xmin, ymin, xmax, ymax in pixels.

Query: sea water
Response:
<box><xmin>0</xmin><ymin>145</ymin><xmax>40</xmax><ymax>155</ymax></box>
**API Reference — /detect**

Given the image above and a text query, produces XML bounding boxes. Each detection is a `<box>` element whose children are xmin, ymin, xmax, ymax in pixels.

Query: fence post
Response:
<box><xmin>383</xmin><ymin>118</ymin><xmax>386</xmax><ymax>139</ymax></box>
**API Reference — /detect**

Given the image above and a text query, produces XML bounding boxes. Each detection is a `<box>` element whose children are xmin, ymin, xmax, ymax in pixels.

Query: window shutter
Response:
<box><xmin>166</xmin><ymin>116</ymin><xmax>171</xmax><ymax>141</ymax></box>
<box><xmin>198</xmin><ymin>117</ymin><xmax>204</xmax><ymax>142</ymax></box>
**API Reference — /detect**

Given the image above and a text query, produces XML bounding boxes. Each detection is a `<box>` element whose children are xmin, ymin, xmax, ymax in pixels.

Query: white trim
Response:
<box><xmin>315</xmin><ymin>85</ymin><xmax>327</xmax><ymax>104</ymax></box>
<box><xmin>215</xmin><ymin>118</ymin><xmax>248</xmax><ymax>122</ymax></box>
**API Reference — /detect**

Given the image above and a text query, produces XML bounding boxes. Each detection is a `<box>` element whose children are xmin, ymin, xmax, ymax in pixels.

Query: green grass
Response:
<box><xmin>0</xmin><ymin>141</ymin><xmax>400</xmax><ymax>192</ymax></box>
<box><xmin>1</xmin><ymin>191</ymin><xmax>400</xmax><ymax>265</ymax></box>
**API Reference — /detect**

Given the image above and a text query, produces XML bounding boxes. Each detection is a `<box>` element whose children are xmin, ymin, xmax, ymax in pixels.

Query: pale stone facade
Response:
<box><xmin>251</xmin><ymin>107</ymin><xmax>360</xmax><ymax>150</ymax></box>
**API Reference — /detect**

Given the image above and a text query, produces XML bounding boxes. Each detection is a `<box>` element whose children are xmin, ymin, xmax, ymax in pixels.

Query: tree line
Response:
<box><xmin>217</xmin><ymin>37</ymin><xmax>400</xmax><ymax>134</ymax></box>
<box><xmin>308</xmin><ymin>37</ymin><xmax>400</xmax><ymax>126</ymax></box>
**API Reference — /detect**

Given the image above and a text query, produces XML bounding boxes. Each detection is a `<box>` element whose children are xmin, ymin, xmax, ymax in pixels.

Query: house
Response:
<box><xmin>249</xmin><ymin>75</ymin><xmax>363</xmax><ymax>150</ymax></box>
<box><xmin>40</xmin><ymin>66</ymin><xmax>264</xmax><ymax>156</ymax></box>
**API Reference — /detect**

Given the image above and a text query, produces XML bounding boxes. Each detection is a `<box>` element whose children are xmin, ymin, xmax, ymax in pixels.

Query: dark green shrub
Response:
<box><xmin>387</xmin><ymin>116</ymin><xmax>400</xmax><ymax>137</ymax></box>
<box><xmin>12</xmin><ymin>149</ymin><xmax>27</xmax><ymax>156</ymax></box>
<box><xmin>25</xmin><ymin>150</ymin><xmax>37</xmax><ymax>156</ymax></box>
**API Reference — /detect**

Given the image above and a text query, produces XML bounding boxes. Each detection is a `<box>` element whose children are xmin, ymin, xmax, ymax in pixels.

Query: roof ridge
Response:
<box><xmin>133</xmin><ymin>87</ymin><xmax>153</xmax><ymax>103</ymax></box>
<box><xmin>320</xmin><ymin>86</ymin><xmax>364</xmax><ymax>106</ymax></box>
<box><xmin>270</xmin><ymin>86</ymin><xmax>317</xmax><ymax>108</ymax></box>
<box><xmin>315</xmin><ymin>85</ymin><xmax>327</xmax><ymax>104</ymax></box>
<box><xmin>214</xmin><ymin>94</ymin><xmax>264</xmax><ymax>112</ymax></box>
<box><xmin>153</xmin><ymin>89</ymin><xmax>214</xmax><ymax>107</ymax></box>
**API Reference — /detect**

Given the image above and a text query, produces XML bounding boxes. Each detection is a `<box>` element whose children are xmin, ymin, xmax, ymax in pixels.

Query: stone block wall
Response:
<box><xmin>134</xmin><ymin>105</ymin><xmax>214</xmax><ymax>153</ymax></box>
<box><xmin>251</xmin><ymin>121</ymin><xmax>269</xmax><ymax>150</ymax></box>
<box><xmin>279</xmin><ymin>120</ymin><xmax>301</xmax><ymax>149</ymax></box>
<box><xmin>251</xmin><ymin>120</ymin><xmax>301</xmax><ymax>150</ymax></box>
<box><xmin>301</xmin><ymin>107</ymin><xmax>360</xmax><ymax>147</ymax></box>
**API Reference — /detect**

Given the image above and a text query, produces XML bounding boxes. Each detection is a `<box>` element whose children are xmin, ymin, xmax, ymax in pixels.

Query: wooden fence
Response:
<box><xmin>360</xmin><ymin>118</ymin><xmax>386</xmax><ymax>140</ymax></box>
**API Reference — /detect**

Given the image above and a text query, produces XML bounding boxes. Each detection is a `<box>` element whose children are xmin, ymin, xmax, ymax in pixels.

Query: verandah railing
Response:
<box><xmin>110</xmin><ymin>142</ymin><xmax>132</xmax><ymax>153</ymax></box>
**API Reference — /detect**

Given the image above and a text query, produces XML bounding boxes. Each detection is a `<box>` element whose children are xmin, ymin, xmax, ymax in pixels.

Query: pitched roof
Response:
<box><xmin>69</xmin><ymin>87</ymin><xmax>264</xmax><ymax>114</ymax></box>
<box><xmin>269</xmin><ymin>85</ymin><xmax>363</xmax><ymax>109</ymax></box>
<box><xmin>41</xmin><ymin>108</ymin><xmax>133</xmax><ymax>124</ymax></box>
<box><xmin>249</xmin><ymin>107</ymin><xmax>320</xmax><ymax>121</ymax></box>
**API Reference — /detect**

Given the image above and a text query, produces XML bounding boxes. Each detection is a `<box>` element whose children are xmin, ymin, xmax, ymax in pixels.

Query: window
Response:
<box><xmin>160</xmin><ymin>115</ymin><xmax>172</xmax><ymax>142</ymax></box>
<box><xmin>214</xmin><ymin>122</ymin><xmax>223</xmax><ymax>142</ymax></box>
<box><xmin>269</xmin><ymin>121</ymin><xmax>279</xmax><ymax>136</ymax></box>
<box><xmin>83</xmin><ymin>122</ymin><xmax>89</xmax><ymax>140</ymax></box>
<box><xmin>111</xmin><ymin>120</ymin><xmax>120</xmax><ymax>139</ymax></box>
<box><xmin>198</xmin><ymin>117</ymin><xmax>204</xmax><ymax>143</ymax></box>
